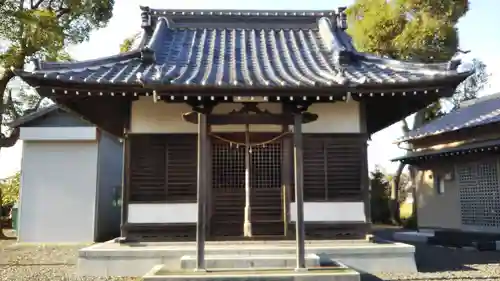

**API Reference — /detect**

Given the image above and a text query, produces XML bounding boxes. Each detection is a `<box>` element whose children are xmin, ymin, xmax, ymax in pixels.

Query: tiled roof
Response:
<box><xmin>15</xmin><ymin>8</ymin><xmax>471</xmax><ymax>89</ymax></box>
<box><xmin>391</xmin><ymin>138</ymin><xmax>500</xmax><ymax>163</ymax></box>
<box><xmin>8</xmin><ymin>104</ymin><xmax>59</xmax><ymax>128</ymax></box>
<box><xmin>397</xmin><ymin>92</ymin><xmax>500</xmax><ymax>142</ymax></box>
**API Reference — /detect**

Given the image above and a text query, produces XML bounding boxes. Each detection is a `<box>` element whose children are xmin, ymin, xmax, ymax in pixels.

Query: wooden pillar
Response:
<box><xmin>281</xmin><ymin>123</ymin><xmax>292</xmax><ymax>237</ymax></box>
<box><xmin>120</xmin><ymin>131</ymin><xmax>131</xmax><ymax>239</ymax></box>
<box><xmin>195</xmin><ymin>112</ymin><xmax>208</xmax><ymax>271</ymax></box>
<box><xmin>293</xmin><ymin>112</ymin><xmax>306</xmax><ymax>270</ymax></box>
<box><xmin>206</xmin><ymin>125</ymin><xmax>212</xmax><ymax>238</ymax></box>
<box><xmin>359</xmin><ymin>101</ymin><xmax>372</xmax><ymax>231</ymax></box>
<box><xmin>243</xmin><ymin>123</ymin><xmax>253</xmax><ymax>237</ymax></box>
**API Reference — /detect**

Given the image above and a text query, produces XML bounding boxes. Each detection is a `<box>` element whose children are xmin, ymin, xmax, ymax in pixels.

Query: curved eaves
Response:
<box><xmin>35</xmin><ymin>50</ymin><xmax>143</xmax><ymax>72</ymax></box>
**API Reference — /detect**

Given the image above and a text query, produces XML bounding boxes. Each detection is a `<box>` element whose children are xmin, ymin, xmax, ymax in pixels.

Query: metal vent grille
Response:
<box><xmin>458</xmin><ymin>161</ymin><xmax>500</xmax><ymax>229</ymax></box>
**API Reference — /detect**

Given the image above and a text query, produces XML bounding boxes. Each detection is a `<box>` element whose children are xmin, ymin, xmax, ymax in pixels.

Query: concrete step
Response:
<box><xmin>180</xmin><ymin>254</ymin><xmax>321</xmax><ymax>269</ymax></box>
<box><xmin>144</xmin><ymin>264</ymin><xmax>361</xmax><ymax>281</ymax></box>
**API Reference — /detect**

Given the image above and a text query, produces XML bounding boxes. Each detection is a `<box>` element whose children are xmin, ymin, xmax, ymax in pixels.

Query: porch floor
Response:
<box><xmin>78</xmin><ymin>238</ymin><xmax>417</xmax><ymax>277</ymax></box>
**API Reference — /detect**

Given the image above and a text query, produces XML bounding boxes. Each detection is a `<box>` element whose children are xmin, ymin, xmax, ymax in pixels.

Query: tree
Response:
<box><xmin>370</xmin><ymin>166</ymin><xmax>391</xmax><ymax>223</ymax></box>
<box><xmin>119</xmin><ymin>32</ymin><xmax>141</xmax><ymax>53</ymax></box>
<box><xmin>446</xmin><ymin>59</ymin><xmax>489</xmax><ymax>110</ymax></box>
<box><xmin>0</xmin><ymin>0</ymin><xmax>115</xmax><ymax>239</ymax></box>
<box><xmin>347</xmin><ymin>0</ymin><xmax>481</xmax><ymax>224</ymax></box>
<box><xmin>0</xmin><ymin>172</ymin><xmax>20</xmax><ymax>207</ymax></box>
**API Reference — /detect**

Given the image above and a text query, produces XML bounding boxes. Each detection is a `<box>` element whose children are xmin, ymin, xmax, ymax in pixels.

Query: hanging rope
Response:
<box><xmin>209</xmin><ymin>131</ymin><xmax>290</xmax><ymax>147</ymax></box>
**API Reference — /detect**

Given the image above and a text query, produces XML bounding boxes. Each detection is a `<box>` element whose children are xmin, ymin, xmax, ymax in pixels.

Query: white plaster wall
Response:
<box><xmin>20</xmin><ymin>126</ymin><xmax>97</xmax><ymax>141</ymax></box>
<box><xmin>290</xmin><ymin>202</ymin><xmax>366</xmax><ymax>222</ymax></box>
<box><xmin>18</xmin><ymin>141</ymin><xmax>99</xmax><ymax>243</ymax></box>
<box><xmin>130</xmin><ymin>97</ymin><xmax>361</xmax><ymax>134</ymax></box>
<box><xmin>128</xmin><ymin>203</ymin><xmax>197</xmax><ymax>223</ymax></box>
<box><xmin>302</xmin><ymin>103</ymin><xmax>360</xmax><ymax>133</ymax></box>
<box><xmin>127</xmin><ymin>202</ymin><xmax>365</xmax><ymax>223</ymax></box>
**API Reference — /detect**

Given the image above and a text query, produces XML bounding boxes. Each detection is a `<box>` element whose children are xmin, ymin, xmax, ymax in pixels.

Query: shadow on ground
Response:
<box><xmin>372</xmin><ymin>225</ymin><xmax>500</xmax><ymax>273</ymax></box>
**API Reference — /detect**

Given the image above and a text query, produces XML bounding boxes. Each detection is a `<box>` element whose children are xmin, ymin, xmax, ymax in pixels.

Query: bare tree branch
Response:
<box><xmin>56</xmin><ymin>8</ymin><xmax>70</xmax><ymax>18</ymax></box>
<box><xmin>0</xmin><ymin>127</ymin><xmax>20</xmax><ymax>148</ymax></box>
<box><xmin>32</xmin><ymin>0</ymin><xmax>44</xmax><ymax>9</ymax></box>
<box><xmin>5</xmin><ymin>89</ymin><xmax>19</xmax><ymax>120</ymax></box>
<box><xmin>47</xmin><ymin>0</ymin><xmax>54</xmax><ymax>10</ymax></box>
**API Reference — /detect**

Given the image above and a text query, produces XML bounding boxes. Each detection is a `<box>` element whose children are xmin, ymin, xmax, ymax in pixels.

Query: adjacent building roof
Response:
<box><xmin>8</xmin><ymin>105</ymin><xmax>59</xmax><ymax>128</ymax></box>
<box><xmin>392</xmin><ymin>138</ymin><xmax>500</xmax><ymax>164</ymax></box>
<box><xmin>9</xmin><ymin>104</ymin><xmax>90</xmax><ymax>128</ymax></box>
<box><xmin>15</xmin><ymin>8</ymin><xmax>471</xmax><ymax>91</ymax></box>
<box><xmin>397</xmin><ymin>92</ymin><xmax>500</xmax><ymax>143</ymax></box>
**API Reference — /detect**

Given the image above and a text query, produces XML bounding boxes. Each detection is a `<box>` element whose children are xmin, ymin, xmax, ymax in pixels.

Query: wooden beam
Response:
<box><xmin>182</xmin><ymin>111</ymin><xmax>318</xmax><ymax>125</ymax></box>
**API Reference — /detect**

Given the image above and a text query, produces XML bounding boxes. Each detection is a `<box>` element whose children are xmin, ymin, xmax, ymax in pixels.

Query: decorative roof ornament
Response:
<box><xmin>336</xmin><ymin>7</ymin><xmax>348</xmax><ymax>30</ymax></box>
<box><xmin>317</xmin><ymin>17</ymin><xmax>353</xmax><ymax>65</ymax></box>
<box><xmin>31</xmin><ymin>58</ymin><xmax>42</xmax><ymax>71</ymax></box>
<box><xmin>140</xmin><ymin>47</ymin><xmax>155</xmax><ymax>64</ymax></box>
<box><xmin>447</xmin><ymin>59</ymin><xmax>461</xmax><ymax>71</ymax></box>
<box><xmin>154</xmin><ymin>65</ymin><xmax>162</xmax><ymax>80</ymax></box>
<box><xmin>334</xmin><ymin>69</ymin><xmax>348</xmax><ymax>85</ymax></box>
<box><xmin>140</xmin><ymin>6</ymin><xmax>153</xmax><ymax>32</ymax></box>
<box><xmin>135</xmin><ymin>72</ymin><xmax>143</xmax><ymax>83</ymax></box>
<box><xmin>447</xmin><ymin>49</ymin><xmax>474</xmax><ymax>74</ymax></box>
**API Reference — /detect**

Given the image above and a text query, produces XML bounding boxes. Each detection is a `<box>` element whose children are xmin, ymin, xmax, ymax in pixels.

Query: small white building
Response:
<box><xmin>11</xmin><ymin>105</ymin><xmax>123</xmax><ymax>243</ymax></box>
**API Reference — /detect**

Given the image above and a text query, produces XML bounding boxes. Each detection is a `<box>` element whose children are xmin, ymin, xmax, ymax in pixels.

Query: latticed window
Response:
<box><xmin>457</xmin><ymin>160</ymin><xmax>500</xmax><ymax>229</ymax></box>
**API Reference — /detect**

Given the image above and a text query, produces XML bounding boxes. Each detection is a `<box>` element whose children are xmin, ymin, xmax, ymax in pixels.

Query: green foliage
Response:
<box><xmin>347</xmin><ymin>0</ymin><xmax>468</xmax><ymax>62</ymax></box>
<box><xmin>0</xmin><ymin>172</ymin><xmax>20</xmax><ymax>207</ymax></box>
<box><xmin>119</xmin><ymin>32</ymin><xmax>141</xmax><ymax>53</ymax></box>
<box><xmin>399</xmin><ymin>201</ymin><xmax>413</xmax><ymax>220</ymax></box>
<box><xmin>370</xmin><ymin>166</ymin><xmax>392</xmax><ymax>224</ymax></box>
<box><xmin>119</xmin><ymin>37</ymin><xmax>135</xmax><ymax>54</ymax></box>
<box><xmin>346</xmin><ymin>0</ymin><xmax>477</xmax><ymax>134</ymax></box>
<box><xmin>0</xmin><ymin>0</ymin><xmax>115</xmax><ymax>137</ymax></box>
<box><xmin>0</xmin><ymin>0</ymin><xmax>114</xmax><ymax>67</ymax></box>
<box><xmin>401</xmin><ymin>213</ymin><xmax>418</xmax><ymax>229</ymax></box>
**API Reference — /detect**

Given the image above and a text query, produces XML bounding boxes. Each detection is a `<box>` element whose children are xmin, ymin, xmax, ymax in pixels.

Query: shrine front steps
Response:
<box><xmin>77</xmin><ymin>239</ymin><xmax>418</xmax><ymax>277</ymax></box>
<box><xmin>179</xmin><ymin>253</ymin><xmax>321</xmax><ymax>269</ymax></box>
<box><xmin>143</xmin><ymin>255</ymin><xmax>361</xmax><ymax>281</ymax></box>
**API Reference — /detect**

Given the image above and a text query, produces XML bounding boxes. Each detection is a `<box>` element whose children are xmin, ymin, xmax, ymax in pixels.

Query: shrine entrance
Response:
<box><xmin>210</xmin><ymin>131</ymin><xmax>287</xmax><ymax>238</ymax></box>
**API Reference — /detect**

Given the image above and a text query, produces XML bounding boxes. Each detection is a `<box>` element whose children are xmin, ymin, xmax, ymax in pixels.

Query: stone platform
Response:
<box><xmin>77</xmin><ymin>239</ymin><xmax>417</xmax><ymax>277</ymax></box>
<box><xmin>143</xmin><ymin>264</ymin><xmax>360</xmax><ymax>281</ymax></box>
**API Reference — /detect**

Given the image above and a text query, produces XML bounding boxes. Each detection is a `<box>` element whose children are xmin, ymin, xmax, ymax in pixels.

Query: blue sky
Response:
<box><xmin>0</xmin><ymin>0</ymin><xmax>499</xmax><ymax>178</ymax></box>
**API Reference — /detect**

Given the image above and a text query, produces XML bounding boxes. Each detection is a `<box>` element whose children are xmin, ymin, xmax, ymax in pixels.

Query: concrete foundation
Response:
<box><xmin>77</xmin><ymin>239</ymin><xmax>417</xmax><ymax>277</ymax></box>
<box><xmin>143</xmin><ymin>264</ymin><xmax>361</xmax><ymax>281</ymax></box>
<box><xmin>393</xmin><ymin>231</ymin><xmax>434</xmax><ymax>243</ymax></box>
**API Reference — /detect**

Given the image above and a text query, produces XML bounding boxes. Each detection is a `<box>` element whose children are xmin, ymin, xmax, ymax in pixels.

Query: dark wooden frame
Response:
<box><xmin>182</xmin><ymin>111</ymin><xmax>318</xmax><ymax>125</ymax></box>
<box><xmin>121</xmin><ymin>133</ymin><xmax>371</xmax><ymax>241</ymax></box>
<box><xmin>119</xmin><ymin>103</ymin><xmax>132</xmax><ymax>241</ymax></box>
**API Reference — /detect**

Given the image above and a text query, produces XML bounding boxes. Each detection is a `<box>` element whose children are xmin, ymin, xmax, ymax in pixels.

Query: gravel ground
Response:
<box><xmin>0</xmin><ymin>230</ymin><xmax>136</xmax><ymax>281</ymax></box>
<box><xmin>374</xmin><ymin>243</ymin><xmax>500</xmax><ymax>281</ymax></box>
<box><xmin>2</xmin><ymin>228</ymin><xmax>500</xmax><ymax>281</ymax></box>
